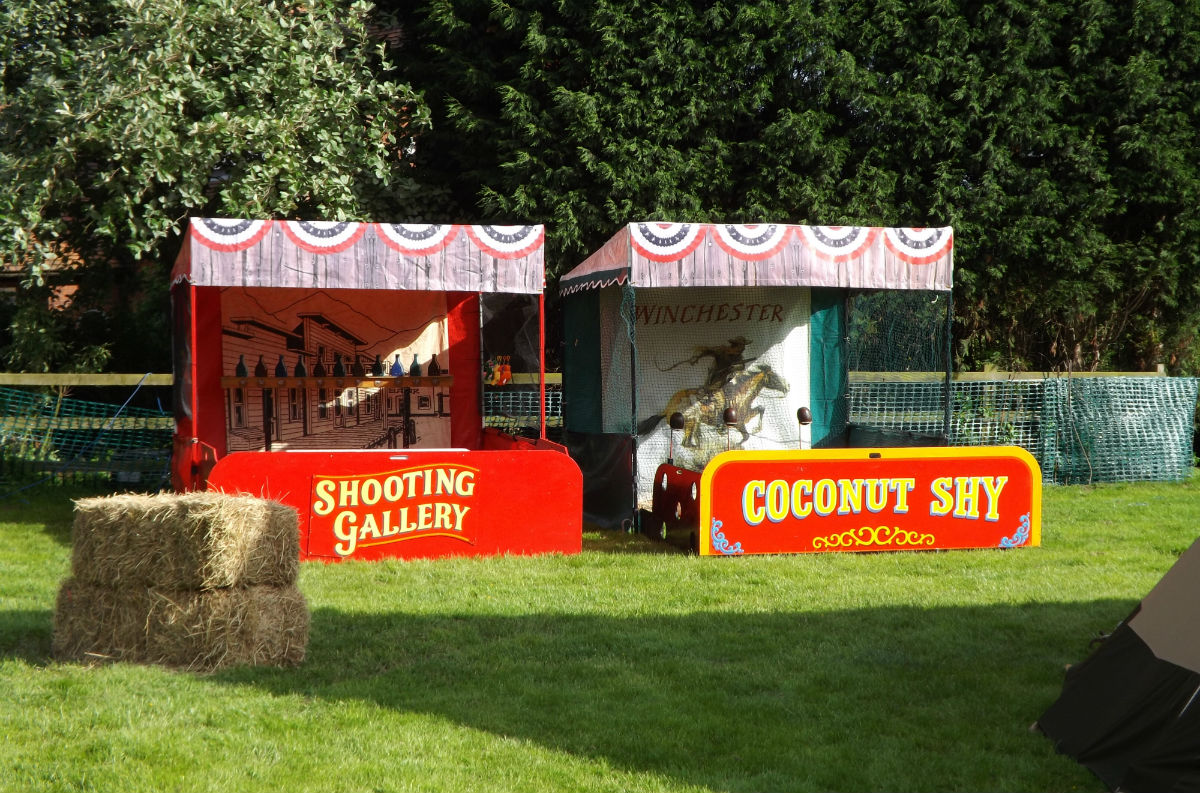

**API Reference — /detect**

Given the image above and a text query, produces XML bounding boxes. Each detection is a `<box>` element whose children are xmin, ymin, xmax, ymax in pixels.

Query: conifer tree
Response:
<box><xmin>396</xmin><ymin>0</ymin><xmax>1200</xmax><ymax>372</ymax></box>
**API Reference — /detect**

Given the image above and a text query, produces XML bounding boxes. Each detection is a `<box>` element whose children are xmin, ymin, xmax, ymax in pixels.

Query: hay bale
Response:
<box><xmin>53</xmin><ymin>578</ymin><xmax>309</xmax><ymax>671</ymax></box>
<box><xmin>71</xmin><ymin>492</ymin><xmax>298</xmax><ymax>589</ymax></box>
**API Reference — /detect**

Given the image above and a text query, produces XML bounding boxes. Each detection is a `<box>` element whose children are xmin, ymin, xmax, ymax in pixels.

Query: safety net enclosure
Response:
<box><xmin>560</xmin><ymin>223</ymin><xmax>954</xmax><ymax>528</ymax></box>
<box><xmin>170</xmin><ymin>218</ymin><xmax>551</xmax><ymax>491</ymax></box>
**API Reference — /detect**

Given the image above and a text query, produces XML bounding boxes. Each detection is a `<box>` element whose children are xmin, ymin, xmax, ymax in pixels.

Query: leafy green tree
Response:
<box><xmin>395</xmin><ymin>0</ymin><xmax>1200</xmax><ymax>373</ymax></box>
<box><xmin>0</xmin><ymin>0</ymin><xmax>430</xmax><ymax>372</ymax></box>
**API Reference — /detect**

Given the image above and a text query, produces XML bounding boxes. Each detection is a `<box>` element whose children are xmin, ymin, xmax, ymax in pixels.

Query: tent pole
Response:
<box><xmin>943</xmin><ymin>291</ymin><xmax>954</xmax><ymax>442</ymax></box>
<box><xmin>627</xmin><ymin>284</ymin><xmax>638</xmax><ymax>532</ymax></box>
<box><xmin>189</xmin><ymin>283</ymin><xmax>202</xmax><ymax>489</ymax></box>
<box><xmin>539</xmin><ymin>292</ymin><xmax>547</xmax><ymax>440</ymax></box>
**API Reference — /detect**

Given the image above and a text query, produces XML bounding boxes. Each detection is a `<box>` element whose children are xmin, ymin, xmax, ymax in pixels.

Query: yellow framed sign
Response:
<box><xmin>698</xmin><ymin>447</ymin><xmax>1042</xmax><ymax>556</ymax></box>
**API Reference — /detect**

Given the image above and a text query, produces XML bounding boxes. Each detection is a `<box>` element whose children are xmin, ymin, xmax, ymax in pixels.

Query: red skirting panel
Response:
<box><xmin>206</xmin><ymin>449</ymin><xmax>582</xmax><ymax>561</ymax></box>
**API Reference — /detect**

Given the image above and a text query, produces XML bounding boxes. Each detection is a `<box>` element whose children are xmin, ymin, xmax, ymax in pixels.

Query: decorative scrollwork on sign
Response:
<box><xmin>999</xmin><ymin>513</ymin><xmax>1032</xmax><ymax>548</ymax></box>
<box><xmin>711</xmin><ymin>518</ymin><xmax>744</xmax><ymax>556</ymax></box>
<box><xmin>812</xmin><ymin>526</ymin><xmax>936</xmax><ymax>551</ymax></box>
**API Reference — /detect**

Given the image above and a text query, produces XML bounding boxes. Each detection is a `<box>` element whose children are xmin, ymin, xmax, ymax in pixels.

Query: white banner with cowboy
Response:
<box><xmin>601</xmin><ymin>285</ymin><xmax>812</xmax><ymax>509</ymax></box>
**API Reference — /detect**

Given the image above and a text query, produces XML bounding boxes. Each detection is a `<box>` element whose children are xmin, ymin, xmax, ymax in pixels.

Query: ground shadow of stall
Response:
<box><xmin>213</xmin><ymin>600</ymin><xmax>1118</xmax><ymax>792</ymax></box>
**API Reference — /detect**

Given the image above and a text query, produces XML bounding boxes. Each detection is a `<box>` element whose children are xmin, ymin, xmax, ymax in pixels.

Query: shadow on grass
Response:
<box><xmin>583</xmin><ymin>529</ymin><xmax>690</xmax><ymax>554</ymax></box>
<box><xmin>0</xmin><ymin>481</ymin><xmax>103</xmax><ymax>547</ymax></box>
<box><xmin>209</xmin><ymin>600</ymin><xmax>1126</xmax><ymax>792</ymax></box>
<box><xmin>0</xmin><ymin>610</ymin><xmax>55</xmax><ymax>664</ymax></box>
<box><xmin>0</xmin><ymin>599</ymin><xmax>1122</xmax><ymax>789</ymax></box>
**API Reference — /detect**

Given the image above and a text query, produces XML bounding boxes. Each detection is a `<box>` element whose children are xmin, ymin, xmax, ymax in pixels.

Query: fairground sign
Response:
<box><xmin>206</xmin><ymin>448</ymin><xmax>581</xmax><ymax>561</ymax></box>
<box><xmin>309</xmin><ymin>464</ymin><xmax>479</xmax><ymax>558</ymax></box>
<box><xmin>698</xmin><ymin>447</ymin><xmax>1041</xmax><ymax>556</ymax></box>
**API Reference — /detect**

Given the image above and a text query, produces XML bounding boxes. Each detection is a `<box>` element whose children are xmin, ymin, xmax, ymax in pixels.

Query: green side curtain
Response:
<box><xmin>562</xmin><ymin>289</ymin><xmax>603</xmax><ymax>433</ymax></box>
<box><xmin>808</xmin><ymin>288</ymin><xmax>848</xmax><ymax>447</ymax></box>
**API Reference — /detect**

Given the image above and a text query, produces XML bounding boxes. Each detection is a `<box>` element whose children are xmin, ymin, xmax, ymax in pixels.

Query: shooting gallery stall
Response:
<box><xmin>560</xmin><ymin>222</ymin><xmax>959</xmax><ymax>541</ymax></box>
<box><xmin>170</xmin><ymin>218</ymin><xmax>580</xmax><ymax>562</ymax></box>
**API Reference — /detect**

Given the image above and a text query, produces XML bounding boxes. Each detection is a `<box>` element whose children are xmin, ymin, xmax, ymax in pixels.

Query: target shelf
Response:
<box><xmin>219</xmin><ymin>375</ymin><xmax>453</xmax><ymax>389</ymax></box>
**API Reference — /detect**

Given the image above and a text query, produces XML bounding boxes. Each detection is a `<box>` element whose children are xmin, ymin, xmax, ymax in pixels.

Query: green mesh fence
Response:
<box><xmin>949</xmin><ymin>380</ymin><xmax>1042</xmax><ymax>449</ymax></box>
<box><xmin>482</xmin><ymin>384</ymin><xmax>563</xmax><ymax>438</ymax></box>
<box><xmin>1040</xmin><ymin>377</ymin><xmax>1199</xmax><ymax>484</ymax></box>
<box><xmin>848</xmin><ymin>380</ymin><xmax>952</xmax><ymax>445</ymax></box>
<box><xmin>849</xmin><ymin>376</ymin><xmax>1199</xmax><ymax>484</ymax></box>
<box><xmin>0</xmin><ymin>387</ymin><xmax>173</xmax><ymax>489</ymax></box>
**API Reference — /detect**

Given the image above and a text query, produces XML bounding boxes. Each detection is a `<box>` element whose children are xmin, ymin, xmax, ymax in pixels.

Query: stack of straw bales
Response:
<box><xmin>54</xmin><ymin>492</ymin><xmax>308</xmax><ymax>671</ymax></box>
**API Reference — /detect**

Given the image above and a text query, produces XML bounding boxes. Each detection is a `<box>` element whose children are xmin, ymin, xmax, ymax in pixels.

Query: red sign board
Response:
<box><xmin>698</xmin><ymin>447</ymin><xmax>1041</xmax><ymax>556</ymax></box>
<box><xmin>206</xmin><ymin>449</ymin><xmax>582</xmax><ymax>561</ymax></box>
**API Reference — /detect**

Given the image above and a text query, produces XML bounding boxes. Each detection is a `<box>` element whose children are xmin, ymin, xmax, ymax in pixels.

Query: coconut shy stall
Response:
<box><xmin>560</xmin><ymin>222</ymin><xmax>1040</xmax><ymax>554</ymax></box>
<box><xmin>170</xmin><ymin>218</ymin><xmax>581</xmax><ymax>562</ymax></box>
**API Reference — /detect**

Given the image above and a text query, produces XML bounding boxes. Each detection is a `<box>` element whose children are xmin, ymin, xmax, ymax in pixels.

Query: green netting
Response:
<box><xmin>847</xmin><ymin>290</ymin><xmax>952</xmax><ymax>373</ymax></box>
<box><xmin>843</xmin><ymin>289</ymin><xmax>953</xmax><ymax>446</ymax></box>
<box><xmin>482</xmin><ymin>385</ymin><xmax>563</xmax><ymax>437</ymax></box>
<box><xmin>849</xmin><ymin>381</ymin><xmax>953</xmax><ymax>443</ymax></box>
<box><xmin>949</xmin><ymin>380</ymin><xmax>1043</xmax><ymax>449</ymax></box>
<box><xmin>849</xmin><ymin>377</ymin><xmax>1199</xmax><ymax>484</ymax></box>
<box><xmin>0</xmin><ymin>386</ymin><xmax>173</xmax><ymax>488</ymax></box>
<box><xmin>1040</xmin><ymin>377</ymin><xmax>1199</xmax><ymax>484</ymax></box>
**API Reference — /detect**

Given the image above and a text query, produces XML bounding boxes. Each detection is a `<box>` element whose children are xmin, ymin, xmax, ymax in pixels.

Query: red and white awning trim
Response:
<box><xmin>174</xmin><ymin>218</ymin><xmax>545</xmax><ymax>294</ymax></box>
<box><xmin>560</xmin><ymin>222</ymin><xmax>953</xmax><ymax>294</ymax></box>
<box><xmin>463</xmin><ymin>225</ymin><xmax>545</xmax><ymax>259</ymax></box>
<box><xmin>795</xmin><ymin>226</ymin><xmax>879</xmax><ymax>262</ymax></box>
<box><xmin>882</xmin><ymin>227</ymin><xmax>954</xmax><ymax>265</ymax></box>
<box><xmin>280</xmin><ymin>220</ymin><xmax>369</xmax><ymax>254</ymax></box>
<box><xmin>191</xmin><ymin>218</ymin><xmax>274</xmax><ymax>252</ymax></box>
<box><xmin>712</xmin><ymin>224</ymin><xmax>790</xmax><ymax>260</ymax></box>
<box><xmin>374</xmin><ymin>223</ymin><xmax>459</xmax><ymax>256</ymax></box>
<box><xmin>631</xmin><ymin>223</ymin><xmax>707</xmax><ymax>262</ymax></box>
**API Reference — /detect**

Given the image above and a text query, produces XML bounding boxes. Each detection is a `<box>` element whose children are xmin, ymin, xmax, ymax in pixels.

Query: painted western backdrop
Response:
<box><xmin>602</xmin><ymin>286</ymin><xmax>812</xmax><ymax>509</ymax></box>
<box><xmin>219</xmin><ymin>287</ymin><xmax>451</xmax><ymax>453</ymax></box>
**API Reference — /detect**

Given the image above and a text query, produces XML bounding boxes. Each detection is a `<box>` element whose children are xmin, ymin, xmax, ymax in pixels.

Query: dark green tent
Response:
<box><xmin>1037</xmin><ymin>538</ymin><xmax>1200</xmax><ymax>792</ymax></box>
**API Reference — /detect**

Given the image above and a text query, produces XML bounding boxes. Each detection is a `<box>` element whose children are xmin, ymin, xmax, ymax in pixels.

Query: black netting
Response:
<box><xmin>847</xmin><ymin>290</ymin><xmax>951</xmax><ymax>373</ymax></box>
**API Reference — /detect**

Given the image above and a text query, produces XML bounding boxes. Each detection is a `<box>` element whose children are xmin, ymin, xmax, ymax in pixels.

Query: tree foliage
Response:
<box><xmin>0</xmin><ymin>0</ymin><xmax>429</xmax><ymax>372</ymax></box>
<box><xmin>394</xmin><ymin>0</ymin><xmax>1200</xmax><ymax>373</ymax></box>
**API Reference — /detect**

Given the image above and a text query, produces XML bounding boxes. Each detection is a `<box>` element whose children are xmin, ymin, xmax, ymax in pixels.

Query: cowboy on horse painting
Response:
<box><xmin>689</xmin><ymin>335</ymin><xmax>755</xmax><ymax>390</ymax></box>
<box><xmin>638</xmin><ymin>362</ymin><xmax>789</xmax><ymax>452</ymax></box>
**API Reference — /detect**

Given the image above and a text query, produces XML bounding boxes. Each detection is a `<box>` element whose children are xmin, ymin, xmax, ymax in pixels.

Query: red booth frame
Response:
<box><xmin>170</xmin><ymin>219</ymin><xmax>580</xmax><ymax>561</ymax></box>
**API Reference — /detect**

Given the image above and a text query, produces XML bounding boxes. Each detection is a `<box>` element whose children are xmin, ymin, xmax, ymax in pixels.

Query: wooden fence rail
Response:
<box><xmin>0</xmin><ymin>370</ymin><xmax>1165</xmax><ymax>387</ymax></box>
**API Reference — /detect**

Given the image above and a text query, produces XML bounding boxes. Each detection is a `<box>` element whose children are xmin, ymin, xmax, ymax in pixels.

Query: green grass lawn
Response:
<box><xmin>2</xmin><ymin>475</ymin><xmax>1198</xmax><ymax>792</ymax></box>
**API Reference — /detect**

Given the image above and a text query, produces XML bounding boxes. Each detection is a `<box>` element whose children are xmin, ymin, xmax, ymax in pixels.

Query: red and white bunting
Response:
<box><xmin>463</xmin><ymin>225</ymin><xmax>544</xmax><ymax>259</ymax></box>
<box><xmin>280</xmin><ymin>220</ymin><xmax>369</xmax><ymax>254</ymax></box>
<box><xmin>712</xmin><ymin>224</ymin><xmax>792</xmax><ymax>260</ymax></box>
<box><xmin>630</xmin><ymin>223</ymin><xmax>707</xmax><ymax>262</ymax></box>
<box><xmin>795</xmin><ymin>226</ymin><xmax>879</xmax><ymax>262</ymax></box>
<box><xmin>882</xmin><ymin>227</ymin><xmax>954</xmax><ymax>265</ymax></box>
<box><xmin>190</xmin><ymin>218</ymin><xmax>273</xmax><ymax>252</ymax></box>
<box><xmin>374</xmin><ymin>223</ymin><xmax>459</xmax><ymax>256</ymax></box>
